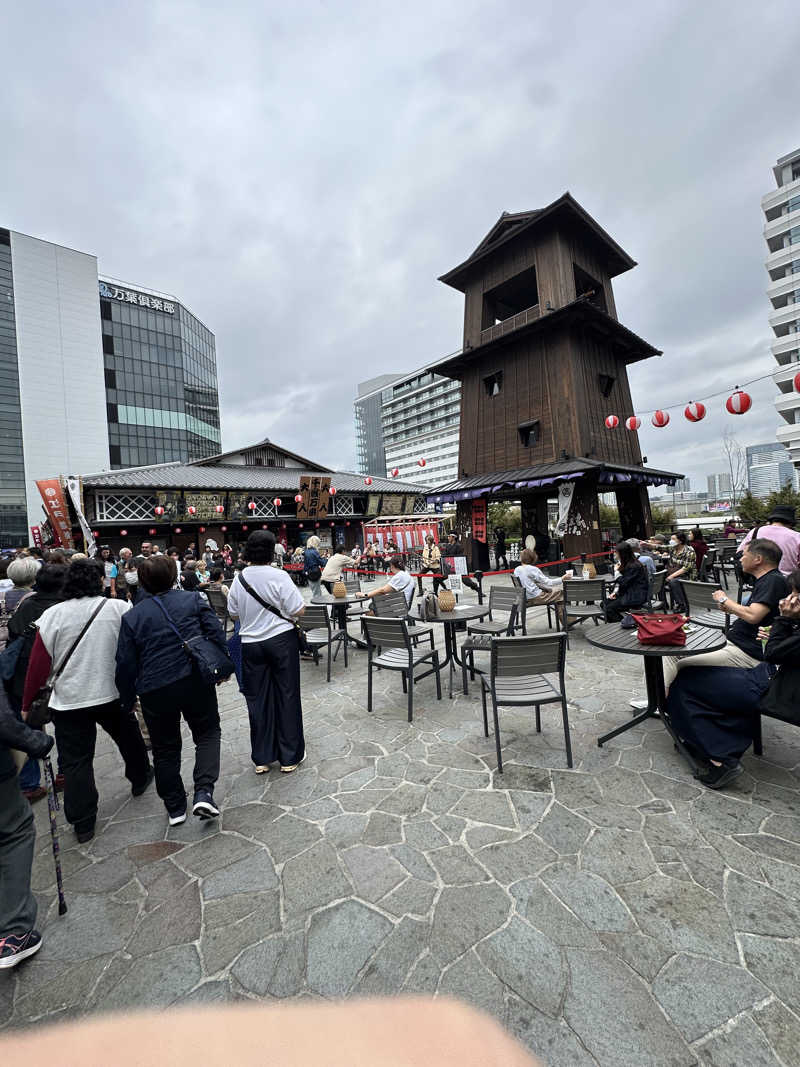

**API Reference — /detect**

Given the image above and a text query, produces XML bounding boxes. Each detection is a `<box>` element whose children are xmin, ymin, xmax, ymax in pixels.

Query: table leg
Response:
<box><xmin>597</xmin><ymin>657</ymin><xmax>662</xmax><ymax>746</ymax></box>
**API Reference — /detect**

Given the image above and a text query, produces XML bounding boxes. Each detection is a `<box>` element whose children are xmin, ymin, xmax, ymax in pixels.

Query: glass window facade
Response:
<box><xmin>100</xmin><ymin>286</ymin><xmax>221</xmax><ymax>469</ymax></box>
<box><xmin>0</xmin><ymin>230</ymin><xmax>28</xmax><ymax>546</ymax></box>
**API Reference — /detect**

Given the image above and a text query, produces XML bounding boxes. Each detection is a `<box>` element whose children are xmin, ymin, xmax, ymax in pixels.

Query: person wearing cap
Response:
<box><xmin>738</xmin><ymin>505</ymin><xmax>800</xmax><ymax>577</ymax></box>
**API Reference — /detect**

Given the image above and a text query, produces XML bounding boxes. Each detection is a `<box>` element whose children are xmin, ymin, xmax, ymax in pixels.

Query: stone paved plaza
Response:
<box><xmin>2</xmin><ymin>578</ymin><xmax>800</xmax><ymax>1065</ymax></box>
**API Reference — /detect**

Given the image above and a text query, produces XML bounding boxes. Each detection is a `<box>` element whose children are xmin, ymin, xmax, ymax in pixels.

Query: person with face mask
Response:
<box><xmin>665</xmin><ymin>530</ymin><xmax>696</xmax><ymax>612</ymax></box>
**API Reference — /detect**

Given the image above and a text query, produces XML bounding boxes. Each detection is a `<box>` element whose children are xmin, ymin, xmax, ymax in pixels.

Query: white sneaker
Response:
<box><xmin>168</xmin><ymin>810</ymin><xmax>187</xmax><ymax>826</ymax></box>
<box><xmin>630</xmin><ymin>699</ymin><xmax>649</xmax><ymax>711</ymax></box>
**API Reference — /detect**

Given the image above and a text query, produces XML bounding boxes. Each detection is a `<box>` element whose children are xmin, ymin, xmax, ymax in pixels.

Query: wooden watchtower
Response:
<box><xmin>428</xmin><ymin>193</ymin><xmax>680</xmax><ymax>557</ymax></box>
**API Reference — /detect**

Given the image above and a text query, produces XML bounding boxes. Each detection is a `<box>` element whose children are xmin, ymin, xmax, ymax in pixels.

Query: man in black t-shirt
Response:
<box><xmin>664</xmin><ymin>538</ymin><xmax>788</xmax><ymax>690</ymax></box>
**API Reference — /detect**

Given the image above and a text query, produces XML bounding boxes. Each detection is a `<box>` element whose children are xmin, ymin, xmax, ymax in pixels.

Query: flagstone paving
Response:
<box><xmin>3</xmin><ymin>578</ymin><xmax>800</xmax><ymax>1065</ymax></box>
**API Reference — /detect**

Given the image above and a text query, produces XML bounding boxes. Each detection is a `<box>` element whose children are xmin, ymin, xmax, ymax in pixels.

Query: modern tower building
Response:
<box><xmin>763</xmin><ymin>148</ymin><xmax>800</xmax><ymax>467</ymax></box>
<box><xmin>746</xmin><ymin>442</ymin><xmax>799</xmax><ymax>497</ymax></box>
<box><xmin>707</xmin><ymin>473</ymin><xmax>733</xmax><ymax>501</ymax></box>
<box><xmin>0</xmin><ymin>227</ymin><xmax>220</xmax><ymax>545</ymax></box>
<box><xmin>354</xmin><ymin>367</ymin><xmax>461</xmax><ymax>489</ymax></box>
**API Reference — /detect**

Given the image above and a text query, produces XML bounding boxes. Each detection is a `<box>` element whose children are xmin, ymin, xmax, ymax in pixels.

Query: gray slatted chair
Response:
<box><xmin>713</xmin><ymin>541</ymin><xmax>738</xmax><ymax>590</ymax></box>
<box><xmin>678</xmin><ymin>580</ymin><xmax>730</xmax><ymax>632</ymax></box>
<box><xmin>468</xmin><ymin>586</ymin><xmax>526</xmax><ymax>638</ymax></box>
<box><xmin>649</xmin><ymin>569</ymin><xmax>667</xmax><ymax>610</ymax></box>
<box><xmin>363</xmin><ymin>617</ymin><xmax>442</xmax><ymax>722</ymax></box>
<box><xmin>297</xmin><ymin>605</ymin><xmax>347</xmax><ymax>682</ymax></box>
<box><xmin>698</xmin><ymin>548</ymin><xmax>716</xmax><ymax>583</ymax></box>
<box><xmin>372</xmin><ymin>588</ymin><xmax>435</xmax><ymax>647</ymax></box>
<box><xmin>480</xmin><ymin>633</ymin><xmax>572</xmax><ymax>771</ymax></box>
<box><xmin>344</xmin><ymin>575</ymin><xmax>368</xmax><ymax>619</ymax></box>
<box><xmin>511</xmin><ymin>573</ymin><xmax>559</xmax><ymax>630</ymax></box>
<box><xmin>205</xmin><ymin>587</ymin><xmax>232</xmax><ymax>635</ymax></box>
<box><xmin>560</xmin><ymin>578</ymin><xmax>608</xmax><ymax>647</ymax></box>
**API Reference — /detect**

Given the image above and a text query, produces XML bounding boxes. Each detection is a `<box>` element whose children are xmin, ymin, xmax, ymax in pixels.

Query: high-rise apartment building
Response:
<box><xmin>746</xmin><ymin>442</ymin><xmax>799</xmax><ymax>497</ymax></box>
<box><xmin>0</xmin><ymin>227</ymin><xmax>220</xmax><ymax>544</ymax></box>
<box><xmin>707</xmin><ymin>472</ymin><xmax>732</xmax><ymax>500</ymax></box>
<box><xmin>763</xmin><ymin>148</ymin><xmax>800</xmax><ymax>467</ymax></box>
<box><xmin>355</xmin><ymin>366</ymin><xmax>461</xmax><ymax>489</ymax></box>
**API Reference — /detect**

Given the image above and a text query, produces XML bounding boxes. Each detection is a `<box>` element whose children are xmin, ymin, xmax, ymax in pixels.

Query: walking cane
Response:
<box><xmin>42</xmin><ymin>755</ymin><xmax>67</xmax><ymax>916</ymax></box>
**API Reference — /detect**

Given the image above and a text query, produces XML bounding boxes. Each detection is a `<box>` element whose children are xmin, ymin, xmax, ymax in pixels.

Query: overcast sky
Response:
<box><xmin>3</xmin><ymin>1</ymin><xmax>799</xmax><ymax>491</ymax></box>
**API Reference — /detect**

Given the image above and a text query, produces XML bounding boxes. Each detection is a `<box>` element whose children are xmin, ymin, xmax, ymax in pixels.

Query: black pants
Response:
<box><xmin>420</xmin><ymin>566</ymin><xmax>446</xmax><ymax>591</ymax></box>
<box><xmin>54</xmin><ymin>700</ymin><xmax>150</xmax><ymax>835</ymax></box>
<box><xmin>242</xmin><ymin>630</ymin><xmax>304</xmax><ymax>768</ymax></box>
<box><xmin>605</xmin><ymin>600</ymin><xmax>645</xmax><ymax>623</ymax></box>
<box><xmin>668</xmin><ymin>577</ymin><xmax>688</xmax><ymax>612</ymax></box>
<box><xmin>140</xmin><ymin>670</ymin><xmax>221</xmax><ymax>815</ymax></box>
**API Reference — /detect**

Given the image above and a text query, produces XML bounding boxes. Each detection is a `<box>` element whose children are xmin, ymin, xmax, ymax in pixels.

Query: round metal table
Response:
<box><xmin>415</xmin><ymin>603</ymin><xmax>490</xmax><ymax>698</ymax></box>
<box><xmin>311</xmin><ymin>592</ymin><xmax>369</xmax><ymax>651</ymax></box>
<box><xmin>585</xmin><ymin>622</ymin><xmax>727</xmax><ymax>767</ymax></box>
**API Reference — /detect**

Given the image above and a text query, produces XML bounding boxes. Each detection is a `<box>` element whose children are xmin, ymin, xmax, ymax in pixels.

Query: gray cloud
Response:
<box><xmin>2</xmin><ymin>0</ymin><xmax>798</xmax><ymax>489</ymax></box>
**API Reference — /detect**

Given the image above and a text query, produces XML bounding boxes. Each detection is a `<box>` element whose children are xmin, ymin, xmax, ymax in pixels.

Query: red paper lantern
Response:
<box><xmin>364</xmin><ymin>477</ymin><xmax>373</xmax><ymax>486</ymax></box>
<box><xmin>794</xmin><ymin>371</ymin><xmax>800</xmax><ymax>393</ymax></box>
<box><xmin>262</xmin><ymin>524</ymin><xmax>268</xmax><ymax>530</ymax></box>
<box><xmin>199</xmin><ymin>527</ymin><xmax>206</xmax><ymax>534</ymax></box>
<box><xmin>330</xmin><ymin>521</ymin><xmax>335</xmax><ymax>526</ymax></box>
<box><xmin>625</xmin><ymin>416</ymin><xmax>641</xmax><ymax>431</ymax></box>
<box><xmin>148</xmin><ymin>528</ymin><xmax>156</xmax><ymax>536</ymax></box>
<box><xmin>391</xmin><ymin>468</ymin><xmax>399</xmax><ymax>478</ymax></box>
<box><xmin>215</xmin><ymin>504</ymin><xmax>224</xmax><ymax>514</ymax></box>
<box><xmin>92</xmin><ymin>530</ymin><xmax>100</xmax><ymax>538</ymax></box>
<box><xmin>273</xmin><ymin>498</ymin><xmax>282</xmax><ymax>507</ymax></box>
<box><xmin>315</xmin><ymin>522</ymin><xmax>320</xmax><ymax>528</ymax></box>
<box><xmin>120</xmin><ymin>529</ymin><xmax>128</xmax><ymax>537</ymax></box>
<box><xmin>299</xmin><ymin>523</ymin><xmax>304</xmax><ymax>528</ymax></box>
<box><xmin>651</xmin><ymin>410</ymin><xmax>670</xmax><ymax>428</ymax></box>
<box><xmin>726</xmin><ymin>389</ymin><xmax>752</xmax><ymax>415</ymax></box>
<box><xmin>221</xmin><ymin>525</ymin><xmax>227</xmax><ymax>532</ymax></box>
<box><xmin>248</xmin><ymin>500</ymin><xmax>256</xmax><ymax>511</ymax></box>
<box><xmin>294</xmin><ymin>493</ymin><xmax>303</xmax><ymax>503</ymax></box>
<box><xmin>174</xmin><ymin>527</ymin><xmax>182</xmax><ymax>534</ymax></box>
<box><xmin>684</xmin><ymin>402</ymin><xmax>706</xmax><ymax>422</ymax></box>
<box><xmin>187</xmin><ymin>505</ymin><xmax>197</xmax><ymax>515</ymax></box>
<box><xmin>346</xmin><ymin>521</ymin><xmax>350</xmax><ymax>526</ymax></box>
<box><xmin>604</xmin><ymin>415</ymin><xmax>619</xmax><ymax>429</ymax></box>
<box><xmin>242</xmin><ymin>524</ymin><xmax>248</xmax><ymax>531</ymax></box>
<box><xmin>417</xmin><ymin>458</ymin><xmax>426</xmax><ymax>467</ymax></box>
<box><xmin>154</xmin><ymin>506</ymin><xmax>165</xmax><ymax>516</ymax></box>
<box><xmin>329</xmin><ymin>487</ymin><xmax>337</xmax><ymax>496</ymax></box>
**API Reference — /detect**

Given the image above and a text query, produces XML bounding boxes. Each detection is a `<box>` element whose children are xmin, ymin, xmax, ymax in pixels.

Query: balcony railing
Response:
<box><xmin>480</xmin><ymin>303</ymin><xmax>541</xmax><ymax>345</ymax></box>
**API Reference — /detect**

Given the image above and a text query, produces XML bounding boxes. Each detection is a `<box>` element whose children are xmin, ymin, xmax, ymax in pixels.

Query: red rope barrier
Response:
<box><xmin>340</xmin><ymin>549</ymin><xmax>614</xmax><ymax>580</ymax></box>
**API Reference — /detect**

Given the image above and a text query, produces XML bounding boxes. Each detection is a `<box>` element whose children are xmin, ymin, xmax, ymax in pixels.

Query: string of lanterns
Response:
<box><xmin>602</xmin><ymin>372</ymin><xmax>778</xmax><ymax>431</ymax></box>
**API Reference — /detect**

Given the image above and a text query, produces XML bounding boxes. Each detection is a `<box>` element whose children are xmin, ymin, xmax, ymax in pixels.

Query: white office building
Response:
<box><xmin>763</xmin><ymin>148</ymin><xmax>800</xmax><ymax>467</ymax></box>
<box><xmin>746</xmin><ymin>442</ymin><xmax>799</xmax><ymax>497</ymax></box>
<box><xmin>355</xmin><ymin>366</ymin><xmax>461</xmax><ymax>489</ymax></box>
<box><xmin>707</xmin><ymin>472</ymin><xmax>732</xmax><ymax>500</ymax></box>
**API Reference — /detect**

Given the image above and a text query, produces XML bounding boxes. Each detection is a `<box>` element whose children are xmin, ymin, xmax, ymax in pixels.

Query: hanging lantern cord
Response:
<box><xmin>624</xmin><ymin>370</ymin><xmax>773</xmax><ymax>419</ymax></box>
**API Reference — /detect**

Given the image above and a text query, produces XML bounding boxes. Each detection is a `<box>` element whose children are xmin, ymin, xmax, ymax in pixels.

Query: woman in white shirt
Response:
<box><xmin>357</xmin><ymin>557</ymin><xmax>415</xmax><ymax>609</ymax></box>
<box><xmin>22</xmin><ymin>560</ymin><xmax>151</xmax><ymax>844</ymax></box>
<box><xmin>321</xmin><ymin>543</ymin><xmax>355</xmax><ymax>593</ymax></box>
<box><xmin>227</xmin><ymin>531</ymin><xmax>307</xmax><ymax>774</ymax></box>
<box><xmin>513</xmin><ymin>549</ymin><xmax>563</xmax><ymax>605</ymax></box>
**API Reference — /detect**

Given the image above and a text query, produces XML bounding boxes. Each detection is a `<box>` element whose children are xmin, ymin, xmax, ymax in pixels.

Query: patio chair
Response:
<box><xmin>343</xmin><ymin>575</ymin><xmax>369</xmax><ymax>620</ymax></box>
<box><xmin>205</xmin><ymin>587</ymin><xmax>233</xmax><ymax>635</ymax></box>
<box><xmin>363</xmin><ymin>617</ymin><xmax>442</xmax><ymax>723</ymax></box>
<box><xmin>511</xmin><ymin>573</ymin><xmax>558</xmax><ymax>630</ymax></box>
<box><xmin>372</xmin><ymin>589</ymin><xmax>435</xmax><ymax>647</ymax></box>
<box><xmin>649</xmin><ymin>569</ymin><xmax>667</xmax><ymax>611</ymax></box>
<box><xmin>698</xmin><ymin>548</ymin><xmax>716</xmax><ymax>583</ymax></box>
<box><xmin>480</xmin><ymin>633</ymin><xmax>572</xmax><ymax>771</ymax></box>
<box><xmin>297</xmin><ymin>605</ymin><xmax>348</xmax><ymax>683</ymax></box>
<box><xmin>467</xmin><ymin>586</ymin><xmax>525</xmax><ymax>638</ymax></box>
<box><xmin>560</xmin><ymin>578</ymin><xmax>608</xmax><ymax>648</ymax></box>
<box><xmin>677</xmin><ymin>580</ymin><xmax>730</xmax><ymax>632</ymax></box>
<box><xmin>713</xmin><ymin>541</ymin><xmax>738</xmax><ymax>590</ymax></box>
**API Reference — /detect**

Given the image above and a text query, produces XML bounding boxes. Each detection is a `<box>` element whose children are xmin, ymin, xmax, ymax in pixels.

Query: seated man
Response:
<box><xmin>664</xmin><ymin>537</ymin><xmax>788</xmax><ymax>690</ymax></box>
<box><xmin>666</xmin><ymin>567</ymin><xmax>800</xmax><ymax>788</ymax></box>
<box><xmin>356</xmin><ymin>556</ymin><xmax>415</xmax><ymax>610</ymax></box>
<box><xmin>513</xmin><ymin>548</ymin><xmax>563</xmax><ymax>606</ymax></box>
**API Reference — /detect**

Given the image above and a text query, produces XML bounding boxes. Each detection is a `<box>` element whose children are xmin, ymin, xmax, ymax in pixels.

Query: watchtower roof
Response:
<box><xmin>439</xmin><ymin>192</ymin><xmax>637</xmax><ymax>293</ymax></box>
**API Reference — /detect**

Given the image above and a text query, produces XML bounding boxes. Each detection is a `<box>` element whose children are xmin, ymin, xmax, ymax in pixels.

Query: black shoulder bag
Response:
<box><xmin>27</xmin><ymin>600</ymin><xmax>107</xmax><ymax>728</ymax></box>
<box><xmin>237</xmin><ymin>574</ymin><xmax>310</xmax><ymax>654</ymax></box>
<box><xmin>152</xmin><ymin>595</ymin><xmax>234</xmax><ymax>685</ymax></box>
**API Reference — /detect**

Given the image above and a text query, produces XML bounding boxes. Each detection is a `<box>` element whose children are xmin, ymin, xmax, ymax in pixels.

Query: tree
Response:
<box><xmin>487</xmin><ymin>501</ymin><xmax>521</xmax><ymax>539</ymax></box>
<box><xmin>598</xmin><ymin>502</ymin><xmax>619</xmax><ymax>530</ymax></box>
<box><xmin>722</xmin><ymin>428</ymin><xmax>747</xmax><ymax>516</ymax></box>
<box><xmin>737</xmin><ymin>490</ymin><xmax>767</xmax><ymax>528</ymax></box>
<box><xmin>650</xmin><ymin>504</ymin><xmax>676</xmax><ymax>532</ymax></box>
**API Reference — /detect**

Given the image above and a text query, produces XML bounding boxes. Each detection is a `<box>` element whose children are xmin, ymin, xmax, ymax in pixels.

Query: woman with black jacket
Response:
<box><xmin>760</xmin><ymin>575</ymin><xmax>800</xmax><ymax>723</ymax></box>
<box><xmin>4</xmin><ymin>564</ymin><xmax>67</xmax><ymax>799</ymax></box>
<box><xmin>605</xmin><ymin>541</ymin><xmax>649</xmax><ymax>622</ymax></box>
<box><xmin>115</xmin><ymin>555</ymin><xmax>230</xmax><ymax>827</ymax></box>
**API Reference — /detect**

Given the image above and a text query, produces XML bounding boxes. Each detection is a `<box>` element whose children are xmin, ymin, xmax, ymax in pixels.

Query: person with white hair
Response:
<box><xmin>2</xmin><ymin>558</ymin><xmax>39</xmax><ymax>614</ymax></box>
<box><xmin>627</xmin><ymin>538</ymin><xmax>656</xmax><ymax>577</ymax></box>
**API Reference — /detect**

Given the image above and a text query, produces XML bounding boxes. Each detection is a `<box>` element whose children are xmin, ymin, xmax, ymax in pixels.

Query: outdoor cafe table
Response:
<box><xmin>586</xmin><ymin>622</ymin><xmax>726</xmax><ymax>770</ymax></box>
<box><xmin>311</xmin><ymin>592</ymin><xmax>368</xmax><ymax>651</ymax></box>
<box><xmin>414</xmin><ymin>602</ymin><xmax>491</xmax><ymax>699</ymax></box>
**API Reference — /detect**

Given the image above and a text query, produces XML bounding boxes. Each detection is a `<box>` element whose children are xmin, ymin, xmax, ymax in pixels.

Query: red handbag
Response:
<box><xmin>631</xmin><ymin>613</ymin><xmax>686</xmax><ymax>647</ymax></box>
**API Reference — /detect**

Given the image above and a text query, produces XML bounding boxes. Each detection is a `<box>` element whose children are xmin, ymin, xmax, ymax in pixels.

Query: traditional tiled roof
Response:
<box><xmin>81</xmin><ymin>462</ymin><xmax>424</xmax><ymax>494</ymax></box>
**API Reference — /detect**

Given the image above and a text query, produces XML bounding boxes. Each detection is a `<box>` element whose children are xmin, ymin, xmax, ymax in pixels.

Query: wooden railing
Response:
<box><xmin>479</xmin><ymin>303</ymin><xmax>541</xmax><ymax>345</ymax></box>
